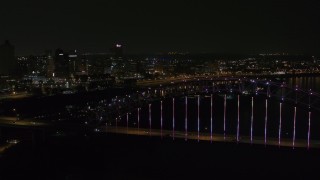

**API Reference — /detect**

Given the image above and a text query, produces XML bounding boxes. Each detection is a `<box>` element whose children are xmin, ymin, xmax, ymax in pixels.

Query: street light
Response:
<box><xmin>12</xmin><ymin>108</ymin><xmax>19</xmax><ymax>121</ymax></box>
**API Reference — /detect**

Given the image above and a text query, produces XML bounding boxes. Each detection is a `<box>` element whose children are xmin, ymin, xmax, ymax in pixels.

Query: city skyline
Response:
<box><xmin>1</xmin><ymin>1</ymin><xmax>320</xmax><ymax>179</ymax></box>
<box><xmin>1</xmin><ymin>0</ymin><xmax>320</xmax><ymax>55</ymax></box>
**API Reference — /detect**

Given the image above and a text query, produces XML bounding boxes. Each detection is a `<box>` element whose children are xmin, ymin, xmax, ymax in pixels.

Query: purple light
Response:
<box><xmin>279</xmin><ymin>103</ymin><xmax>282</xmax><ymax>147</ymax></box>
<box><xmin>210</xmin><ymin>94</ymin><xmax>213</xmax><ymax>143</ymax></box>
<box><xmin>137</xmin><ymin>108</ymin><xmax>140</xmax><ymax>135</ymax></box>
<box><xmin>293</xmin><ymin>107</ymin><xmax>296</xmax><ymax>149</ymax></box>
<box><xmin>198</xmin><ymin>95</ymin><xmax>200</xmax><ymax>142</ymax></box>
<box><xmin>185</xmin><ymin>96</ymin><xmax>188</xmax><ymax>141</ymax></box>
<box><xmin>224</xmin><ymin>94</ymin><xmax>226</xmax><ymax>140</ymax></box>
<box><xmin>308</xmin><ymin>111</ymin><xmax>311</xmax><ymax>149</ymax></box>
<box><xmin>161</xmin><ymin>101</ymin><xmax>163</xmax><ymax>139</ymax></box>
<box><xmin>250</xmin><ymin>97</ymin><xmax>254</xmax><ymax>144</ymax></box>
<box><xmin>149</xmin><ymin>104</ymin><xmax>152</xmax><ymax>136</ymax></box>
<box><xmin>126</xmin><ymin>113</ymin><xmax>129</xmax><ymax>134</ymax></box>
<box><xmin>265</xmin><ymin>99</ymin><xmax>268</xmax><ymax>146</ymax></box>
<box><xmin>173</xmin><ymin>98</ymin><xmax>175</xmax><ymax>140</ymax></box>
<box><xmin>237</xmin><ymin>95</ymin><xmax>240</xmax><ymax>143</ymax></box>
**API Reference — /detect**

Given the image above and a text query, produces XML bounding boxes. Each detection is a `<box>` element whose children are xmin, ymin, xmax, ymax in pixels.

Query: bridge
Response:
<box><xmin>102</xmin><ymin>77</ymin><xmax>320</xmax><ymax>149</ymax></box>
<box><xmin>1</xmin><ymin>77</ymin><xmax>320</xmax><ymax>149</ymax></box>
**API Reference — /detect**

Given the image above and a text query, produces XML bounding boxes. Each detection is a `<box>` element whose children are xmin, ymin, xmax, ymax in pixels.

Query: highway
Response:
<box><xmin>101</xmin><ymin>126</ymin><xmax>320</xmax><ymax>149</ymax></box>
<box><xmin>0</xmin><ymin>116</ymin><xmax>50</xmax><ymax>129</ymax></box>
<box><xmin>0</xmin><ymin>92</ymin><xmax>33</xmax><ymax>100</ymax></box>
<box><xmin>136</xmin><ymin>73</ymin><xmax>320</xmax><ymax>87</ymax></box>
<box><xmin>136</xmin><ymin>75</ymin><xmax>255</xmax><ymax>87</ymax></box>
<box><xmin>137</xmin><ymin>75</ymin><xmax>216</xmax><ymax>87</ymax></box>
<box><xmin>0</xmin><ymin>115</ymin><xmax>318</xmax><ymax>149</ymax></box>
<box><xmin>0</xmin><ymin>142</ymin><xmax>17</xmax><ymax>154</ymax></box>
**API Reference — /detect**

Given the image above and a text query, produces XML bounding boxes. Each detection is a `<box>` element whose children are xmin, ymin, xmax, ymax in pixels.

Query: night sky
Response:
<box><xmin>1</xmin><ymin>0</ymin><xmax>320</xmax><ymax>55</ymax></box>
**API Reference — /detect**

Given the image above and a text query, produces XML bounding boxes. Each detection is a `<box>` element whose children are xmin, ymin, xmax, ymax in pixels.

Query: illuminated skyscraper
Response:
<box><xmin>46</xmin><ymin>50</ymin><xmax>55</xmax><ymax>77</ymax></box>
<box><xmin>54</xmin><ymin>48</ymin><xmax>69</xmax><ymax>77</ymax></box>
<box><xmin>68</xmin><ymin>50</ymin><xmax>78</xmax><ymax>74</ymax></box>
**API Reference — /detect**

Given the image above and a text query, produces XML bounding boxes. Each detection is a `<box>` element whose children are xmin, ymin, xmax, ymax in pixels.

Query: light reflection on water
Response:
<box><xmin>287</xmin><ymin>76</ymin><xmax>320</xmax><ymax>92</ymax></box>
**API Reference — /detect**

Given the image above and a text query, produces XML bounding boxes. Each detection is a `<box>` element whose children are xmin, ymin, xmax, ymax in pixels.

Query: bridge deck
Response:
<box><xmin>101</xmin><ymin>126</ymin><xmax>320</xmax><ymax>149</ymax></box>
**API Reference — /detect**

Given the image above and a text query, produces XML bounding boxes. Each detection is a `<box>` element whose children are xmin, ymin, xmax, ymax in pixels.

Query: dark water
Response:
<box><xmin>1</xmin><ymin>134</ymin><xmax>319</xmax><ymax>180</ymax></box>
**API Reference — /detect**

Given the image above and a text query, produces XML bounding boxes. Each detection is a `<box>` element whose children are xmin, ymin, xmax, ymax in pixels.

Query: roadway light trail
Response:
<box><xmin>103</xmin><ymin>126</ymin><xmax>319</xmax><ymax>149</ymax></box>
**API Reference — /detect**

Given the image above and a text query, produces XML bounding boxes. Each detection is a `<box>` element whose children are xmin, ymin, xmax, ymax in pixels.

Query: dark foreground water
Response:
<box><xmin>0</xmin><ymin>133</ymin><xmax>319</xmax><ymax>180</ymax></box>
